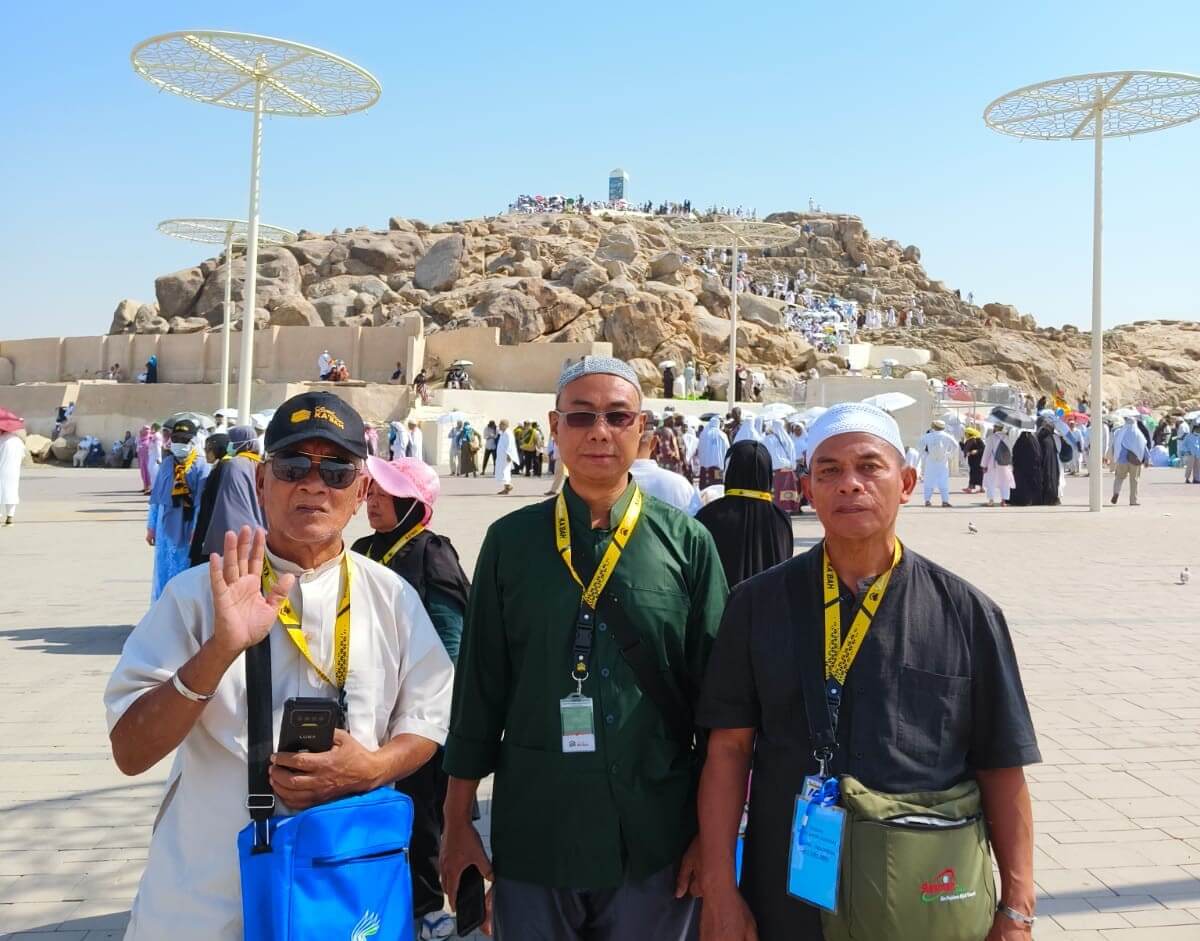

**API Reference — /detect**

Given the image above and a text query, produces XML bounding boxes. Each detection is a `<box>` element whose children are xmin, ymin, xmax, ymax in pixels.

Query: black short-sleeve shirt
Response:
<box><xmin>697</xmin><ymin>543</ymin><xmax>1041</xmax><ymax>941</ymax></box>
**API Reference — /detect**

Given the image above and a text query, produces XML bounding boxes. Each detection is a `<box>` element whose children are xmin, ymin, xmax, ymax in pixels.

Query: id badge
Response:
<box><xmin>801</xmin><ymin>775</ymin><xmax>824</xmax><ymax>802</ymax></box>
<box><xmin>786</xmin><ymin>794</ymin><xmax>846</xmax><ymax>912</ymax></box>
<box><xmin>560</xmin><ymin>694</ymin><xmax>596</xmax><ymax>753</ymax></box>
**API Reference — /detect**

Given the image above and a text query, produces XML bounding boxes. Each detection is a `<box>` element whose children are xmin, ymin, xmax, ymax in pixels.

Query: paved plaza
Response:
<box><xmin>1</xmin><ymin>464</ymin><xmax>1199</xmax><ymax>939</ymax></box>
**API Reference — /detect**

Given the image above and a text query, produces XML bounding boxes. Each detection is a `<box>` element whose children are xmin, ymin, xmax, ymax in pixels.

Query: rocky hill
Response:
<box><xmin>109</xmin><ymin>210</ymin><xmax>1200</xmax><ymax>407</ymax></box>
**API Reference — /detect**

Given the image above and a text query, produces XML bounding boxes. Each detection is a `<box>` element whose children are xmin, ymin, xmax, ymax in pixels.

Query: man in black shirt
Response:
<box><xmin>697</xmin><ymin>403</ymin><xmax>1040</xmax><ymax>941</ymax></box>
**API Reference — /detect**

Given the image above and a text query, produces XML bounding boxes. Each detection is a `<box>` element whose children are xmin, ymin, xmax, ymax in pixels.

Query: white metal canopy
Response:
<box><xmin>674</xmin><ymin>221</ymin><xmax>798</xmax><ymax>410</ymax></box>
<box><xmin>157</xmin><ymin>218</ymin><xmax>296</xmax><ymax>411</ymax></box>
<box><xmin>983</xmin><ymin>70</ymin><xmax>1200</xmax><ymax>513</ymax></box>
<box><xmin>132</xmin><ymin>31</ymin><xmax>381</xmax><ymax>419</ymax></box>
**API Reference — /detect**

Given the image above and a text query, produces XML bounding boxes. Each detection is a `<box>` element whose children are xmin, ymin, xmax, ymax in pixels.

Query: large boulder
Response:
<box><xmin>594</xmin><ymin>225</ymin><xmax>640</xmax><ymax>265</ymax></box>
<box><xmin>305</xmin><ymin>274</ymin><xmax>389</xmax><ymax>300</ymax></box>
<box><xmin>736</xmin><ymin>294</ymin><xmax>786</xmax><ymax>328</ymax></box>
<box><xmin>901</xmin><ymin>244</ymin><xmax>921</xmax><ymax>263</ymax></box>
<box><xmin>155</xmin><ymin>267</ymin><xmax>205</xmax><ymax>320</ymax></box>
<box><xmin>168</xmin><ymin>316</ymin><xmax>209</xmax><ymax>334</ymax></box>
<box><xmin>50</xmin><ymin>436</ymin><xmax>78</xmax><ymax>462</ymax></box>
<box><xmin>414</xmin><ymin>235</ymin><xmax>467</xmax><ymax>291</ymax></box>
<box><xmin>684</xmin><ymin>307</ymin><xmax>733</xmax><ymax>356</ymax></box>
<box><xmin>24</xmin><ymin>434</ymin><xmax>53</xmax><ymax>463</ymax></box>
<box><xmin>982</xmin><ymin>302</ymin><xmax>1021</xmax><ymax>328</ymax></box>
<box><xmin>600</xmin><ymin>291</ymin><xmax>672</xmax><ymax>361</ymax></box>
<box><xmin>267</xmin><ymin>295</ymin><xmax>323</xmax><ymax>327</ymax></box>
<box><xmin>193</xmin><ymin>246</ymin><xmax>301</xmax><ymax>320</ymax></box>
<box><xmin>311</xmin><ymin>291</ymin><xmax>360</xmax><ymax>326</ymax></box>
<box><xmin>348</xmin><ymin>233</ymin><xmax>425</xmax><ymax>275</ymax></box>
<box><xmin>649</xmin><ymin>251</ymin><xmax>684</xmax><ymax>279</ymax></box>
<box><xmin>388</xmin><ymin>216</ymin><xmax>418</xmax><ymax>233</ymax></box>
<box><xmin>284</xmin><ymin>239</ymin><xmax>341</xmax><ymax>268</ymax></box>
<box><xmin>108</xmin><ymin>299</ymin><xmax>141</xmax><ymax>335</ymax></box>
<box><xmin>134</xmin><ymin>303</ymin><xmax>170</xmax><ymax>335</ymax></box>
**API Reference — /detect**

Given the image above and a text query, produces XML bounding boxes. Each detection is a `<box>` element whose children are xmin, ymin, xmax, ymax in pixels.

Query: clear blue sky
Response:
<box><xmin>2</xmin><ymin>0</ymin><xmax>1198</xmax><ymax>340</ymax></box>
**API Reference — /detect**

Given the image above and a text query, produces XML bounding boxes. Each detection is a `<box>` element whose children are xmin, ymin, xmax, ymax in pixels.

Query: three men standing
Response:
<box><xmin>441</xmin><ymin>356</ymin><xmax>729</xmax><ymax>940</ymax></box>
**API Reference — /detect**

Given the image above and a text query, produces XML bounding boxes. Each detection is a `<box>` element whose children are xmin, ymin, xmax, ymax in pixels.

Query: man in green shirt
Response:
<box><xmin>441</xmin><ymin>356</ymin><xmax>729</xmax><ymax>940</ymax></box>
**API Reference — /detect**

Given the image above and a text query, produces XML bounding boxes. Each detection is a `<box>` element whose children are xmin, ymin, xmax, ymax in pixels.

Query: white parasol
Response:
<box><xmin>760</xmin><ymin>402</ymin><xmax>798</xmax><ymax>421</ymax></box>
<box><xmin>450</xmin><ymin>360</ymin><xmax>474</xmax><ymax>367</ymax></box>
<box><xmin>658</xmin><ymin>360</ymin><xmax>677</xmax><ymax>369</ymax></box>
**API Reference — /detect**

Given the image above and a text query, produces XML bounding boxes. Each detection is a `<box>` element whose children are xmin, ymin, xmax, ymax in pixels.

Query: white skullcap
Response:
<box><xmin>557</xmin><ymin>356</ymin><xmax>642</xmax><ymax>396</ymax></box>
<box><xmin>805</xmin><ymin>402</ymin><xmax>905</xmax><ymax>462</ymax></box>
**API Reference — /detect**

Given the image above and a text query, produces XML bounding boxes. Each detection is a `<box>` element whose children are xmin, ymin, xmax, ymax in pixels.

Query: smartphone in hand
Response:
<box><xmin>455</xmin><ymin>865</ymin><xmax>486</xmax><ymax>937</ymax></box>
<box><xmin>277</xmin><ymin>697</ymin><xmax>340</xmax><ymax>753</ymax></box>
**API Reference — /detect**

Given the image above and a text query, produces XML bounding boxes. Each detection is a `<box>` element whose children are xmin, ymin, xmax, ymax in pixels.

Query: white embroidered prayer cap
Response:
<box><xmin>804</xmin><ymin>402</ymin><xmax>906</xmax><ymax>463</ymax></box>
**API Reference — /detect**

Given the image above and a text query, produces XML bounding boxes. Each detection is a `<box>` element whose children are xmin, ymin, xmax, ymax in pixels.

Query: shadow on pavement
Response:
<box><xmin>0</xmin><ymin>624</ymin><xmax>133</xmax><ymax>655</ymax></box>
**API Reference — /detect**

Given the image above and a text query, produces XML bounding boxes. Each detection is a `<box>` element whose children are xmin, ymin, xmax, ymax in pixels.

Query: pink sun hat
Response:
<box><xmin>365</xmin><ymin>456</ymin><xmax>440</xmax><ymax>525</ymax></box>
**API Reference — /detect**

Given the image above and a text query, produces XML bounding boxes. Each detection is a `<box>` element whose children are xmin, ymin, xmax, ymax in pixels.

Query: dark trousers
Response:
<box><xmin>481</xmin><ymin>448</ymin><xmax>495</xmax><ymax>473</ymax></box>
<box><xmin>394</xmin><ymin>754</ymin><xmax>449</xmax><ymax>917</ymax></box>
<box><xmin>493</xmin><ymin>866</ymin><xmax>698</xmax><ymax>941</ymax></box>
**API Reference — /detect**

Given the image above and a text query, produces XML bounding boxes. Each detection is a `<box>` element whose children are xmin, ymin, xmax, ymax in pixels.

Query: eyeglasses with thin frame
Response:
<box><xmin>269</xmin><ymin>451</ymin><xmax>360</xmax><ymax>489</ymax></box>
<box><xmin>553</xmin><ymin>409</ymin><xmax>640</xmax><ymax>430</ymax></box>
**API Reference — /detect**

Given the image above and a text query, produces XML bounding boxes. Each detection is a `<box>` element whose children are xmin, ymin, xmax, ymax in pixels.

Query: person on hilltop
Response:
<box><xmin>352</xmin><ymin>456</ymin><xmax>470</xmax><ymax>940</ymax></box>
<box><xmin>106</xmin><ymin>391</ymin><xmax>454</xmax><ymax>941</ymax></box>
<box><xmin>146</xmin><ymin>419</ymin><xmax>209</xmax><ymax>601</ymax></box>
<box><xmin>697</xmin><ymin>403</ymin><xmax>1040</xmax><ymax>941</ymax></box>
<box><xmin>440</xmin><ymin>356</ymin><xmax>729</xmax><ymax>940</ymax></box>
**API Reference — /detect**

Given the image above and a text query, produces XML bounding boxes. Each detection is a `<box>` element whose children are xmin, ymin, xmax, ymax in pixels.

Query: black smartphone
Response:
<box><xmin>277</xmin><ymin>697</ymin><xmax>340</xmax><ymax>753</ymax></box>
<box><xmin>455</xmin><ymin>865</ymin><xmax>485</xmax><ymax>937</ymax></box>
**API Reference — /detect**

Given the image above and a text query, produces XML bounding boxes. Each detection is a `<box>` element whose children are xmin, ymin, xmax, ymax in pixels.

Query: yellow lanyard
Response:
<box><xmin>822</xmin><ymin>540</ymin><xmax>902</xmax><ymax>687</ymax></box>
<box><xmin>554</xmin><ymin>486</ymin><xmax>644</xmax><ymax>610</ymax></box>
<box><xmin>171</xmin><ymin>450</ymin><xmax>197</xmax><ymax>496</ymax></box>
<box><xmin>262</xmin><ymin>554</ymin><xmax>351</xmax><ymax>692</ymax></box>
<box><xmin>726</xmin><ymin>488</ymin><xmax>773</xmax><ymax>501</ymax></box>
<box><xmin>238</xmin><ymin>451</ymin><xmax>263</xmax><ymax>463</ymax></box>
<box><xmin>368</xmin><ymin>523</ymin><xmax>425</xmax><ymax>566</ymax></box>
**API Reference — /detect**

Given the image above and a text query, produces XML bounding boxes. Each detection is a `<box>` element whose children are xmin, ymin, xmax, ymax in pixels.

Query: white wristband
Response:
<box><xmin>171</xmin><ymin>670</ymin><xmax>215</xmax><ymax>703</ymax></box>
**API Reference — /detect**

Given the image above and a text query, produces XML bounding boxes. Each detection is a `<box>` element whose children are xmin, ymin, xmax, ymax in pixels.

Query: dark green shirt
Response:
<box><xmin>443</xmin><ymin>481</ymin><xmax>729</xmax><ymax>888</ymax></box>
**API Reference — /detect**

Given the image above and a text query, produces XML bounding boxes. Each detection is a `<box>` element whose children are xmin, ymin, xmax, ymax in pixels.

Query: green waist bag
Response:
<box><xmin>820</xmin><ymin>775</ymin><xmax>996</xmax><ymax>941</ymax></box>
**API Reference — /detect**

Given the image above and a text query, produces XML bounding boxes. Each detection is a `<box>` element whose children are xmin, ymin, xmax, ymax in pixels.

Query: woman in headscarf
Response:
<box><xmin>681</xmin><ymin>418</ymin><xmax>699</xmax><ymax>483</ymax></box>
<box><xmin>695</xmin><ymin>440</ymin><xmax>793</xmax><ymax>586</ymax></box>
<box><xmin>146</xmin><ymin>419</ymin><xmax>209</xmax><ymax>600</ymax></box>
<box><xmin>1008</xmin><ymin>429</ymin><xmax>1042</xmax><ymax>506</ymax></box>
<box><xmin>136</xmin><ymin>425</ymin><xmax>155</xmax><ymax>494</ymax></box>
<box><xmin>652</xmin><ymin>422</ymin><xmax>682</xmax><ymax>473</ymax></box>
<box><xmin>763</xmin><ymin>419</ymin><xmax>799</xmax><ymax>513</ymax></box>
<box><xmin>733</xmin><ymin>414</ymin><xmax>763</xmax><ymax>444</ymax></box>
<box><xmin>389</xmin><ymin>420</ymin><xmax>408</xmax><ymax>459</ymax></box>
<box><xmin>961</xmin><ymin>426</ymin><xmax>985</xmax><ymax>493</ymax></box>
<box><xmin>458</xmin><ymin>421</ymin><xmax>479</xmax><ymax>477</ymax></box>
<box><xmin>351</xmin><ymin>456</ymin><xmax>470</xmax><ymax>940</ymax></box>
<box><xmin>1035</xmin><ymin>419</ymin><xmax>1062</xmax><ymax>506</ymax></box>
<box><xmin>697</xmin><ymin>416</ymin><xmax>730</xmax><ymax>489</ymax></box>
<box><xmin>145</xmin><ymin>355</ymin><xmax>158</xmax><ymax>384</ymax></box>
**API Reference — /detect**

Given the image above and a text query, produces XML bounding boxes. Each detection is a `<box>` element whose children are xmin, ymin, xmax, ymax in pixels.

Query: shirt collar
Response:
<box><xmin>562</xmin><ymin>477</ymin><xmax>636</xmax><ymax>532</ymax></box>
<box><xmin>265</xmin><ymin>545</ymin><xmax>345</xmax><ymax>580</ymax></box>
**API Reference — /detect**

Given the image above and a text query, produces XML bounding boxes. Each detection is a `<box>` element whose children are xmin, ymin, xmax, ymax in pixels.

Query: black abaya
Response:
<box><xmin>1008</xmin><ymin>431</ymin><xmax>1041</xmax><ymax>506</ymax></box>
<box><xmin>1035</xmin><ymin>425</ymin><xmax>1061</xmax><ymax>506</ymax></box>
<box><xmin>962</xmin><ymin>437</ymin><xmax>985</xmax><ymax>488</ymax></box>
<box><xmin>695</xmin><ymin>441</ymin><xmax>793</xmax><ymax>586</ymax></box>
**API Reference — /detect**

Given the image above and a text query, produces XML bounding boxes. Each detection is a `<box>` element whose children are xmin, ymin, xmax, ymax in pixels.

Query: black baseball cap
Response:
<box><xmin>264</xmin><ymin>391</ymin><xmax>367</xmax><ymax>460</ymax></box>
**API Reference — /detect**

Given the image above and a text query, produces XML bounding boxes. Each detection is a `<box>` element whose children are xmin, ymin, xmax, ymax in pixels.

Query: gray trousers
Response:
<box><xmin>1113</xmin><ymin>461</ymin><xmax>1141</xmax><ymax>503</ymax></box>
<box><xmin>493</xmin><ymin>865</ymin><xmax>699</xmax><ymax>941</ymax></box>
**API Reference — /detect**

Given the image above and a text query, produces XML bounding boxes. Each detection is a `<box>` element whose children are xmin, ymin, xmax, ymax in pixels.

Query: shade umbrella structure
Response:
<box><xmin>157</xmin><ymin>218</ymin><xmax>296</xmax><ymax>412</ymax></box>
<box><xmin>984</xmin><ymin>70</ymin><xmax>1200</xmax><ymax>510</ymax></box>
<box><xmin>673</xmin><ymin>221</ymin><xmax>798</xmax><ymax>410</ymax></box>
<box><xmin>163</xmin><ymin>411</ymin><xmax>214</xmax><ymax>431</ymax></box>
<box><xmin>132</xmin><ymin>30</ymin><xmax>381</xmax><ymax>421</ymax></box>
<box><xmin>760</xmin><ymin>402</ymin><xmax>798</xmax><ymax>421</ymax></box>
<box><xmin>862</xmin><ymin>392</ymin><xmax>916</xmax><ymax>413</ymax></box>
<box><xmin>988</xmin><ymin>406</ymin><xmax>1036</xmax><ymax>430</ymax></box>
<box><xmin>0</xmin><ymin>408</ymin><xmax>25</xmax><ymax>433</ymax></box>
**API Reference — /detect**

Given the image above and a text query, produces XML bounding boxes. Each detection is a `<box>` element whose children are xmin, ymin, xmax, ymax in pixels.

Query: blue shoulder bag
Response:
<box><xmin>237</xmin><ymin>637</ymin><xmax>416</xmax><ymax>941</ymax></box>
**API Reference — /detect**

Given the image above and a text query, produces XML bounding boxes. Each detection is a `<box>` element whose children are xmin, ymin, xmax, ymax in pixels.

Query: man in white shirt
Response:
<box><xmin>105</xmin><ymin>391</ymin><xmax>454</xmax><ymax>941</ymax></box>
<box><xmin>317</xmin><ymin>350</ymin><xmax>333</xmax><ymax>380</ymax></box>
<box><xmin>631</xmin><ymin>428</ymin><xmax>701</xmax><ymax>515</ymax></box>
<box><xmin>919</xmin><ymin>418</ymin><xmax>960</xmax><ymax>507</ymax></box>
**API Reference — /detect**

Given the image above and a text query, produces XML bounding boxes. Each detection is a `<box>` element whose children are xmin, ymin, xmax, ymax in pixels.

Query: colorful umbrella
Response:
<box><xmin>0</xmin><ymin>408</ymin><xmax>24</xmax><ymax>433</ymax></box>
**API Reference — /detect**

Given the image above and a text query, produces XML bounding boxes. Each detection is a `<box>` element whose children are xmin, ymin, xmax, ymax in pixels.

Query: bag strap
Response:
<box><xmin>602</xmin><ymin>595</ymin><xmax>695</xmax><ymax>749</ymax></box>
<box><xmin>245</xmin><ymin>637</ymin><xmax>275</xmax><ymax>853</ymax></box>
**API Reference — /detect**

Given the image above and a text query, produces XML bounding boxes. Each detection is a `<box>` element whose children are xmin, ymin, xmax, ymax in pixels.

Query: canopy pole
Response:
<box><xmin>237</xmin><ymin>74</ymin><xmax>265</xmax><ymax>421</ymax></box>
<box><xmin>220</xmin><ymin>226</ymin><xmax>234</xmax><ymax>413</ymax></box>
<box><xmin>727</xmin><ymin>235</ymin><xmax>739</xmax><ymax>412</ymax></box>
<box><xmin>1088</xmin><ymin>107</ymin><xmax>1105</xmax><ymax>512</ymax></box>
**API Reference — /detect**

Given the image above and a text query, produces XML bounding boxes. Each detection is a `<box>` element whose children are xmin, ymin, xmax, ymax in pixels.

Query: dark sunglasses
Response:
<box><xmin>555</xmin><ymin>410</ymin><xmax>639</xmax><ymax>430</ymax></box>
<box><xmin>270</xmin><ymin>451</ymin><xmax>360</xmax><ymax>489</ymax></box>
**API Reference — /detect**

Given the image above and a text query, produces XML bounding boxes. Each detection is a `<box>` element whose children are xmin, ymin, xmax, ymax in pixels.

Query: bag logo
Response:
<box><xmin>920</xmin><ymin>867</ymin><xmax>976</xmax><ymax>903</ymax></box>
<box><xmin>350</xmin><ymin>910</ymin><xmax>380</xmax><ymax>941</ymax></box>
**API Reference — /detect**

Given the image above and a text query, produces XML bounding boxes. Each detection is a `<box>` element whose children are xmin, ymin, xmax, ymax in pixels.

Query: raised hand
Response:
<box><xmin>208</xmin><ymin>526</ymin><xmax>293</xmax><ymax>659</ymax></box>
